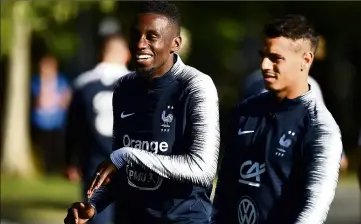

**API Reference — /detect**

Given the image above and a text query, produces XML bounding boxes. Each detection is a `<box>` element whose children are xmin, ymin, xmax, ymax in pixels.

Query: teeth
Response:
<box><xmin>137</xmin><ymin>55</ymin><xmax>152</xmax><ymax>59</ymax></box>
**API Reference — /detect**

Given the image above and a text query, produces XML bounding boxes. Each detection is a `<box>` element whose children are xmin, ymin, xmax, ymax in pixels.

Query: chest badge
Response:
<box><xmin>161</xmin><ymin>105</ymin><xmax>174</xmax><ymax>132</ymax></box>
<box><xmin>276</xmin><ymin>130</ymin><xmax>295</xmax><ymax>157</ymax></box>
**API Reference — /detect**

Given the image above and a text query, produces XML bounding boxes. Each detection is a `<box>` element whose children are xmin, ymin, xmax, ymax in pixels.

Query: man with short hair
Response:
<box><xmin>243</xmin><ymin>69</ymin><xmax>325</xmax><ymax>104</ymax></box>
<box><xmin>64</xmin><ymin>34</ymin><xmax>130</xmax><ymax>224</ymax></box>
<box><xmin>212</xmin><ymin>14</ymin><xmax>343</xmax><ymax>224</ymax></box>
<box><xmin>243</xmin><ymin>69</ymin><xmax>349</xmax><ymax>171</ymax></box>
<box><xmin>64</xmin><ymin>1</ymin><xmax>220</xmax><ymax>224</ymax></box>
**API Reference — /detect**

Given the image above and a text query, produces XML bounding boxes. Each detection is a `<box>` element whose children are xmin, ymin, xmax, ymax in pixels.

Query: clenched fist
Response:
<box><xmin>64</xmin><ymin>202</ymin><xmax>95</xmax><ymax>224</ymax></box>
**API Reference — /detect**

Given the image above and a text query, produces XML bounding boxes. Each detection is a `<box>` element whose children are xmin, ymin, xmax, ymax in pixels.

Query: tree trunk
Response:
<box><xmin>1</xmin><ymin>1</ymin><xmax>36</xmax><ymax>177</ymax></box>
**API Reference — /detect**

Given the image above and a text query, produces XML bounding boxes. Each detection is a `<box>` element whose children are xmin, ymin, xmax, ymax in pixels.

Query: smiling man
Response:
<box><xmin>64</xmin><ymin>1</ymin><xmax>220</xmax><ymax>224</ymax></box>
<box><xmin>212</xmin><ymin>14</ymin><xmax>343</xmax><ymax>224</ymax></box>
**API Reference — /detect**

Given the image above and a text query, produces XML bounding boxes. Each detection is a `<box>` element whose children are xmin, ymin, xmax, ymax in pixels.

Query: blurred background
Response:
<box><xmin>0</xmin><ymin>1</ymin><xmax>360</xmax><ymax>224</ymax></box>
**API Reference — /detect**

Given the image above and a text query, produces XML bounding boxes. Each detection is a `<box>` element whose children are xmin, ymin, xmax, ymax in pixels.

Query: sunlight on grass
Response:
<box><xmin>1</xmin><ymin>175</ymin><xmax>80</xmax><ymax>201</ymax></box>
<box><xmin>338</xmin><ymin>172</ymin><xmax>358</xmax><ymax>187</ymax></box>
<box><xmin>0</xmin><ymin>172</ymin><xmax>358</xmax><ymax>222</ymax></box>
<box><xmin>1</xmin><ymin>175</ymin><xmax>81</xmax><ymax>222</ymax></box>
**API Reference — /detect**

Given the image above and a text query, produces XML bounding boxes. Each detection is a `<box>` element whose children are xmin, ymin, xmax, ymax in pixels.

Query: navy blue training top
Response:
<box><xmin>90</xmin><ymin>54</ymin><xmax>220</xmax><ymax>223</ymax></box>
<box><xmin>212</xmin><ymin>90</ymin><xmax>342</xmax><ymax>224</ymax></box>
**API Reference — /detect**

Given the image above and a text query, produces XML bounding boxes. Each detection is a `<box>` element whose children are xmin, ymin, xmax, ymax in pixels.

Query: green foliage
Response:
<box><xmin>0</xmin><ymin>14</ymin><xmax>12</xmax><ymax>56</ymax></box>
<box><xmin>216</xmin><ymin>18</ymin><xmax>245</xmax><ymax>43</ymax></box>
<box><xmin>99</xmin><ymin>0</ymin><xmax>117</xmax><ymax>14</ymax></box>
<box><xmin>0</xmin><ymin>1</ymin><xmax>116</xmax><ymax>58</ymax></box>
<box><xmin>0</xmin><ymin>1</ymin><xmax>14</xmax><ymax>56</ymax></box>
<box><xmin>42</xmin><ymin>31</ymin><xmax>80</xmax><ymax>61</ymax></box>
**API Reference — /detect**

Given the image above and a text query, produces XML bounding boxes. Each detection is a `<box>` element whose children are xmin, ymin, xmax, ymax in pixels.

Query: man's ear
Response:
<box><xmin>302</xmin><ymin>51</ymin><xmax>314</xmax><ymax>70</ymax></box>
<box><xmin>171</xmin><ymin>36</ymin><xmax>182</xmax><ymax>53</ymax></box>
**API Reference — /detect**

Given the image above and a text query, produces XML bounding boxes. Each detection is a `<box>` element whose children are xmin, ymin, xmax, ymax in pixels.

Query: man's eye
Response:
<box><xmin>269</xmin><ymin>55</ymin><xmax>282</xmax><ymax>62</ymax></box>
<box><xmin>147</xmin><ymin>35</ymin><xmax>157</xmax><ymax>40</ymax></box>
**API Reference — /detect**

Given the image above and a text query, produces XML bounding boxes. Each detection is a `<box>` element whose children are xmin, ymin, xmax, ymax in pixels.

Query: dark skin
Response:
<box><xmin>63</xmin><ymin>13</ymin><xmax>182</xmax><ymax>224</ymax></box>
<box><xmin>130</xmin><ymin>13</ymin><xmax>181</xmax><ymax>79</ymax></box>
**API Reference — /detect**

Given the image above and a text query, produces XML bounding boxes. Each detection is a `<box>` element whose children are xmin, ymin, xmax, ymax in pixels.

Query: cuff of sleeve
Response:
<box><xmin>88</xmin><ymin>202</ymin><xmax>98</xmax><ymax>221</ymax></box>
<box><xmin>110</xmin><ymin>149</ymin><xmax>127</xmax><ymax>169</ymax></box>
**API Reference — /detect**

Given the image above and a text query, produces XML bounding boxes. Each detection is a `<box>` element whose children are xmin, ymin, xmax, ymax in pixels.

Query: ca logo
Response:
<box><xmin>238</xmin><ymin>160</ymin><xmax>266</xmax><ymax>187</ymax></box>
<box><xmin>238</xmin><ymin>196</ymin><xmax>258</xmax><ymax>224</ymax></box>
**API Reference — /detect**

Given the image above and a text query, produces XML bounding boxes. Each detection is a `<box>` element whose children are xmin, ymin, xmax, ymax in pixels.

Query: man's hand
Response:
<box><xmin>64</xmin><ymin>202</ymin><xmax>95</xmax><ymax>224</ymax></box>
<box><xmin>87</xmin><ymin>159</ymin><xmax>117</xmax><ymax>198</ymax></box>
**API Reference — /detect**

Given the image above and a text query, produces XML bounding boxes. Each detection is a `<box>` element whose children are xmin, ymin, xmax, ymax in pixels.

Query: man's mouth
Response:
<box><xmin>263</xmin><ymin>74</ymin><xmax>276</xmax><ymax>82</ymax></box>
<box><xmin>264</xmin><ymin>75</ymin><xmax>275</xmax><ymax>78</ymax></box>
<box><xmin>136</xmin><ymin>54</ymin><xmax>153</xmax><ymax>61</ymax></box>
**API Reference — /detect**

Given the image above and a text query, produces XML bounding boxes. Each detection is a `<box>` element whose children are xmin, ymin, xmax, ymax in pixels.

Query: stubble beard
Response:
<box><xmin>136</xmin><ymin>66</ymin><xmax>156</xmax><ymax>79</ymax></box>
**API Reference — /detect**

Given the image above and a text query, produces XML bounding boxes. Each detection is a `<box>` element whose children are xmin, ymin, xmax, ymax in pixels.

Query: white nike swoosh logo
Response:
<box><xmin>238</xmin><ymin>129</ymin><xmax>254</xmax><ymax>135</ymax></box>
<box><xmin>121</xmin><ymin>112</ymin><xmax>135</xmax><ymax>119</ymax></box>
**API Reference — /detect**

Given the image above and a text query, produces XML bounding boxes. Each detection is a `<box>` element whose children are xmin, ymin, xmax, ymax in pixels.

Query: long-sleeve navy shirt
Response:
<box><xmin>90</xmin><ymin>54</ymin><xmax>220</xmax><ymax>223</ymax></box>
<box><xmin>212</xmin><ymin>89</ymin><xmax>342</xmax><ymax>224</ymax></box>
<box><xmin>65</xmin><ymin>63</ymin><xmax>129</xmax><ymax>180</ymax></box>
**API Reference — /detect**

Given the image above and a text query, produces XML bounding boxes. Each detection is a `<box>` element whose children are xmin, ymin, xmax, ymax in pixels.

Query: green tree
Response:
<box><xmin>0</xmin><ymin>0</ymin><xmax>115</xmax><ymax>178</ymax></box>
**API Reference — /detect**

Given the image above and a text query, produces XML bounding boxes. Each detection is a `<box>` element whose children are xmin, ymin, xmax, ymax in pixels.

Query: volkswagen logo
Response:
<box><xmin>238</xmin><ymin>196</ymin><xmax>258</xmax><ymax>224</ymax></box>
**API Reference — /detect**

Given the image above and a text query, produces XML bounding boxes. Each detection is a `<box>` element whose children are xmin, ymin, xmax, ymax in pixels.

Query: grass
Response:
<box><xmin>338</xmin><ymin>171</ymin><xmax>359</xmax><ymax>187</ymax></box>
<box><xmin>0</xmin><ymin>175</ymin><xmax>81</xmax><ymax>223</ymax></box>
<box><xmin>0</xmin><ymin>172</ymin><xmax>359</xmax><ymax>223</ymax></box>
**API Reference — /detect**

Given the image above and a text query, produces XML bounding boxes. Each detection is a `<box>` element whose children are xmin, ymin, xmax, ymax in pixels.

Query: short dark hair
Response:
<box><xmin>263</xmin><ymin>14</ymin><xmax>319</xmax><ymax>52</ymax></box>
<box><xmin>101</xmin><ymin>33</ymin><xmax>126</xmax><ymax>50</ymax></box>
<box><xmin>138</xmin><ymin>1</ymin><xmax>181</xmax><ymax>34</ymax></box>
<box><xmin>98</xmin><ymin>33</ymin><xmax>127</xmax><ymax>59</ymax></box>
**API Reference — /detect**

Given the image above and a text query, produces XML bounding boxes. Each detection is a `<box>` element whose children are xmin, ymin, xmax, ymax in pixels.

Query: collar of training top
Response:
<box><xmin>267</xmin><ymin>84</ymin><xmax>315</xmax><ymax>112</ymax></box>
<box><xmin>139</xmin><ymin>54</ymin><xmax>186</xmax><ymax>90</ymax></box>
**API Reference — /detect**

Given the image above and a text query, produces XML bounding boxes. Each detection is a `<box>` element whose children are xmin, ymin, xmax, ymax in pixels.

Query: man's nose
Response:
<box><xmin>136</xmin><ymin>37</ymin><xmax>148</xmax><ymax>49</ymax></box>
<box><xmin>261</xmin><ymin>58</ymin><xmax>272</xmax><ymax>70</ymax></box>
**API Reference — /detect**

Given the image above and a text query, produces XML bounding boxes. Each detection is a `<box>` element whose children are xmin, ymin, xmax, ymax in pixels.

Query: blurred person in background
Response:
<box><xmin>213</xmin><ymin>14</ymin><xmax>342</xmax><ymax>224</ymax></box>
<box><xmin>64</xmin><ymin>1</ymin><xmax>220</xmax><ymax>224</ymax></box>
<box><xmin>64</xmin><ymin>34</ymin><xmax>130</xmax><ymax>224</ymax></box>
<box><xmin>30</xmin><ymin>54</ymin><xmax>71</xmax><ymax>174</ymax></box>
<box><xmin>242</xmin><ymin>35</ymin><xmax>349</xmax><ymax>172</ymax></box>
